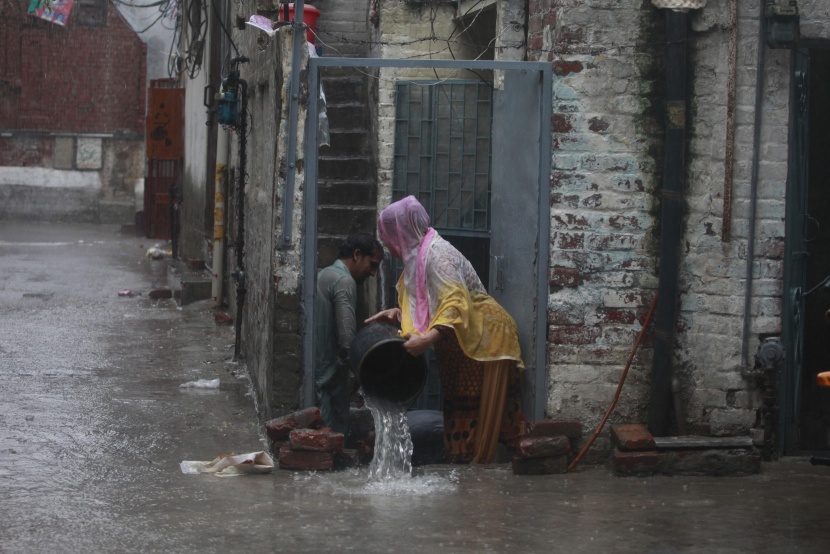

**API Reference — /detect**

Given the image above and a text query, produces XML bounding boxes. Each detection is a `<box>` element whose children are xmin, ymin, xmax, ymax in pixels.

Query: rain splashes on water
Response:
<box><xmin>347</xmin><ymin>392</ymin><xmax>457</xmax><ymax>496</ymax></box>
<box><xmin>364</xmin><ymin>396</ymin><xmax>413</xmax><ymax>481</ymax></box>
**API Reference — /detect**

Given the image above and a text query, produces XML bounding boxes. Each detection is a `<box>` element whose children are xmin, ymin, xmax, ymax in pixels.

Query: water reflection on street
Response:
<box><xmin>1</xmin><ymin>222</ymin><xmax>830</xmax><ymax>554</ymax></box>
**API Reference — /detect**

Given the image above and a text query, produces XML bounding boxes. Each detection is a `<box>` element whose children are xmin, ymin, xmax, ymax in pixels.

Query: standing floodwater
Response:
<box><xmin>364</xmin><ymin>395</ymin><xmax>413</xmax><ymax>480</ymax></box>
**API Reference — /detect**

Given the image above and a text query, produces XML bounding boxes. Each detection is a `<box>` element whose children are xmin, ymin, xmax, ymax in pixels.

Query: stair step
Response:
<box><xmin>324</xmin><ymin>104</ymin><xmax>367</xmax><ymax>128</ymax></box>
<box><xmin>318</xmin><ymin>180</ymin><xmax>376</xmax><ymax>205</ymax></box>
<box><xmin>318</xmin><ymin>157</ymin><xmax>373</xmax><ymax>180</ymax></box>
<box><xmin>321</xmin><ymin>77</ymin><xmax>365</xmax><ymax>104</ymax></box>
<box><xmin>317</xmin><ymin>206</ymin><xmax>377</xmax><ymax>236</ymax></box>
<box><xmin>167</xmin><ymin>260</ymin><xmax>212</xmax><ymax>306</ymax></box>
<box><xmin>325</xmin><ymin>129</ymin><xmax>369</xmax><ymax>155</ymax></box>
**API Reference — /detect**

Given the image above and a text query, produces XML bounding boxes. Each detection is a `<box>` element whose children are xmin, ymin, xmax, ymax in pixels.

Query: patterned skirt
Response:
<box><xmin>434</xmin><ymin>334</ymin><xmax>525</xmax><ymax>464</ymax></box>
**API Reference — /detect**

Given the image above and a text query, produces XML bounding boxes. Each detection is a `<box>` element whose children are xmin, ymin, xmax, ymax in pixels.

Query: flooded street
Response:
<box><xmin>1</xmin><ymin>221</ymin><xmax>830</xmax><ymax>553</ymax></box>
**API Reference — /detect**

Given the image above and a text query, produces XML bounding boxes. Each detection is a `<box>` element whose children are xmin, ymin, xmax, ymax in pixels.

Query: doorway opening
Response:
<box><xmin>797</xmin><ymin>47</ymin><xmax>830</xmax><ymax>454</ymax></box>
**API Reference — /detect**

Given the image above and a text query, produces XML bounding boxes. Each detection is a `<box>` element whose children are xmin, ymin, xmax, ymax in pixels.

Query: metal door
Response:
<box><xmin>490</xmin><ymin>68</ymin><xmax>548</xmax><ymax>420</ymax></box>
<box><xmin>145</xmin><ymin>80</ymin><xmax>184</xmax><ymax>240</ymax></box>
<box><xmin>781</xmin><ymin>48</ymin><xmax>811</xmax><ymax>454</ymax></box>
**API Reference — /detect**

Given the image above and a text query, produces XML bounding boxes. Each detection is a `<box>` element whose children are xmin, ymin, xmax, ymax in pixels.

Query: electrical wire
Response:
<box><xmin>210</xmin><ymin>0</ymin><xmax>239</xmax><ymax>57</ymax></box>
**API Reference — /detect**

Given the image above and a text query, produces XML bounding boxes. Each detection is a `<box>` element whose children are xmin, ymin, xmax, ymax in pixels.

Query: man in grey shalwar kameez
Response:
<box><xmin>314</xmin><ymin>233</ymin><xmax>383</xmax><ymax>433</ymax></box>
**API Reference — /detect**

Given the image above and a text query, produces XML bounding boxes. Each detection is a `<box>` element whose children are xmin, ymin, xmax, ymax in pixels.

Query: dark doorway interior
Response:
<box><xmin>800</xmin><ymin>48</ymin><xmax>830</xmax><ymax>453</ymax></box>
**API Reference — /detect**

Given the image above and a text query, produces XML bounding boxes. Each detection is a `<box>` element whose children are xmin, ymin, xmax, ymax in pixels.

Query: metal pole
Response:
<box><xmin>279</xmin><ymin>0</ymin><xmax>306</xmax><ymax>249</ymax></box>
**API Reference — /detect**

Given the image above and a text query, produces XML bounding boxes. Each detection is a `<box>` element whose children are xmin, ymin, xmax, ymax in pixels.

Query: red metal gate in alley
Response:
<box><xmin>144</xmin><ymin>79</ymin><xmax>184</xmax><ymax>239</ymax></box>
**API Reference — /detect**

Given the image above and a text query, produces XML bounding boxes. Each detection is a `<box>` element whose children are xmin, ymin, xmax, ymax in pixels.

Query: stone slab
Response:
<box><xmin>653</xmin><ymin>435</ymin><xmax>754</xmax><ymax>450</ymax></box>
<box><xmin>613</xmin><ymin>448</ymin><xmax>762</xmax><ymax>477</ymax></box>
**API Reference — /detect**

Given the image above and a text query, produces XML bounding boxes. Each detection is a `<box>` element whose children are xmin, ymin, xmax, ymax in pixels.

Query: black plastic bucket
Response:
<box><xmin>350</xmin><ymin>322</ymin><xmax>427</xmax><ymax>406</ymax></box>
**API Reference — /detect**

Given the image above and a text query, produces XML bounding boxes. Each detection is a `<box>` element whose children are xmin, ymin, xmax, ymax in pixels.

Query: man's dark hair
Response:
<box><xmin>338</xmin><ymin>233</ymin><xmax>383</xmax><ymax>259</ymax></box>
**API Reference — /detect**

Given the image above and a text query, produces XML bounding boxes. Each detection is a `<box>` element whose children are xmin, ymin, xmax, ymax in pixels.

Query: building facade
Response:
<box><xmin>0</xmin><ymin>1</ymin><xmax>147</xmax><ymax>223</ymax></box>
<box><xmin>179</xmin><ymin>0</ymin><xmax>830</xmax><ymax>458</ymax></box>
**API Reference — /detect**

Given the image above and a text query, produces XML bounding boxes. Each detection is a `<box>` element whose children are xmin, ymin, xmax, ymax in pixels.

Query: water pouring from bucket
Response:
<box><xmin>350</xmin><ymin>323</ymin><xmax>427</xmax><ymax>479</ymax></box>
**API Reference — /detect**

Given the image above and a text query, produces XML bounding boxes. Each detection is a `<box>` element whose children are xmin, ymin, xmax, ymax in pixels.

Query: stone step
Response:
<box><xmin>613</xmin><ymin>448</ymin><xmax>761</xmax><ymax>477</ymax></box>
<box><xmin>318</xmin><ymin>156</ymin><xmax>373</xmax><ymax>180</ymax></box>
<box><xmin>326</xmin><ymin>129</ymin><xmax>370</xmax><ymax>155</ymax></box>
<box><xmin>653</xmin><ymin>435</ymin><xmax>754</xmax><ymax>450</ymax></box>
<box><xmin>318</xmin><ymin>180</ymin><xmax>376</xmax><ymax>205</ymax></box>
<box><xmin>321</xmin><ymin>75</ymin><xmax>365</xmax><ymax>105</ymax></box>
<box><xmin>325</xmin><ymin>104</ymin><xmax>366</xmax><ymax>128</ymax></box>
<box><xmin>167</xmin><ymin>259</ymin><xmax>212</xmax><ymax>306</ymax></box>
<box><xmin>317</xmin><ymin>206</ymin><xmax>377</xmax><ymax>237</ymax></box>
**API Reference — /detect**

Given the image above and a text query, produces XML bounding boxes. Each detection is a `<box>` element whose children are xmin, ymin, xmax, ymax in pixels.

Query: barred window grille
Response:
<box><xmin>393</xmin><ymin>80</ymin><xmax>493</xmax><ymax>237</ymax></box>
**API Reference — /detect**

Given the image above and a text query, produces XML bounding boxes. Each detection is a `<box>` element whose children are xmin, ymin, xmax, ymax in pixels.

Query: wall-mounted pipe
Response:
<box><xmin>722</xmin><ymin>0</ymin><xmax>738</xmax><ymax>242</ymax></box>
<box><xmin>233</xmin><ymin>77</ymin><xmax>248</xmax><ymax>358</ymax></box>
<box><xmin>648</xmin><ymin>10</ymin><xmax>689</xmax><ymax>437</ymax></box>
<box><xmin>212</xmin><ymin>129</ymin><xmax>229</xmax><ymax>308</ymax></box>
<box><xmin>740</xmin><ymin>1</ymin><xmax>769</xmax><ymax>369</ymax></box>
<box><xmin>278</xmin><ymin>0</ymin><xmax>307</xmax><ymax>250</ymax></box>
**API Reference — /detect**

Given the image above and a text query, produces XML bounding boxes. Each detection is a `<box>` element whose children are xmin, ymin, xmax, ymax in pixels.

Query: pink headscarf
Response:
<box><xmin>378</xmin><ymin>196</ymin><xmax>436</xmax><ymax>333</ymax></box>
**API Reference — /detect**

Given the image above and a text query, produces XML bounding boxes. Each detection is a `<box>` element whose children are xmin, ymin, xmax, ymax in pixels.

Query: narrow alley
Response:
<box><xmin>1</xmin><ymin>221</ymin><xmax>829</xmax><ymax>553</ymax></box>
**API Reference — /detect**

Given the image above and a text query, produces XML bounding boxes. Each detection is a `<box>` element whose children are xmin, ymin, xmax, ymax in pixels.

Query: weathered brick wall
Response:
<box><xmin>0</xmin><ymin>4</ymin><xmax>146</xmax><ymax>134</ymax></box>
<box><xmin>527</xmin><ymin>1</ymin><xmax>663</xmax><ymax>447</ymax></box>
<box><xmin>531</xmin><ymin>1</ymin><xmax>828</xmax><ymax>442</ymax></box>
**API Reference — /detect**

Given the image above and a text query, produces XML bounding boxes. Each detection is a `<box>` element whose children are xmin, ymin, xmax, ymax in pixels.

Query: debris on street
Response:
<box><xmin>180</xmin><ymin>378</ymin><xmax>220</xmax><ymax>389</ymax></box>
<box><xmin>118</xmin><ymin>289</ymin><xmax>141</xmax><ymax>297</ymax></box>
<box><xmin>145</xmin><ymin>244</ymin><xmax>171</xmax><ymax>259</ymax></box>
<box><xmin>180</xmin><ymin>451</ymin><xmax>274</xmax><ymax>476</ymax></box>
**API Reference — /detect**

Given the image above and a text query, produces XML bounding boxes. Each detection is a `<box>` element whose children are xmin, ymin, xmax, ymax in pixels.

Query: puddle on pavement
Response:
<box><xmin>290</xmin><ymin>465</ymin><xmax>460</xmax><ymax>497</ymax></box>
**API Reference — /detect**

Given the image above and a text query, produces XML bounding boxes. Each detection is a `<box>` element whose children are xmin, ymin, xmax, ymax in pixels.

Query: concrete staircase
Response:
<box><xmin>316</xmin><ymin>68</ymin><xmax>377</xmax><ymax>267</ymax></box>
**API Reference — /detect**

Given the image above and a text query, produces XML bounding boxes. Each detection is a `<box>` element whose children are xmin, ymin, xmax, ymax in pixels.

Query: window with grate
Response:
<box><xmin>391</xmin><ymin>80</ymin><xmax>494</xmax><ymax>411</ymax></box>
<box><xmin>76</xmin><ymin>0</ymin><xmax>107</xmax><ymax>26</ymax></box>
<box><xmin>393</xmin><ymin>80</ymin><xmax>493</xmax><ymax>236</ymax></box>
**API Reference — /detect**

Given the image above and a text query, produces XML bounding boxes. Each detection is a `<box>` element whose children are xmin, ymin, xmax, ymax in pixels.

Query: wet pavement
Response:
<box><xmin>1</xmin><ymin>221</ymin><xmax>830</xmax><ymax>553</ymax></box>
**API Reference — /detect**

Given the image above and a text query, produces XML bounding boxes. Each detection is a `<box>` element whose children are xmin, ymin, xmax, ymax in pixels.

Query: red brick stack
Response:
<box><xmin>264</xmin><ymin>407</ymin><xmax>358</xmax><ymax>470</ymax></box>
<box><xmin>511</xmin><ymin>419</ymin><xmax>582</xmax><ymax>475</ymax></box>
<box><xmin>610</xmin><ymin>423</ymin><xmax>658</xmax><ymax>475</ymax></box>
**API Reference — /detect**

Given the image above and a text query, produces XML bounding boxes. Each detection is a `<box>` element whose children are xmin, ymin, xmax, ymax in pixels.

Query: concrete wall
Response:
<box><xmin>312</xmin><ymin>0</ymin><xmax>372</xmax><ymax>57</ymax></box>
<box><xmin>179</xmin><ymin>20</ymin><xmax>214</xmax><ymax>261</ymax></box>
<box><xmin>0</xmin><ymin>135</ymin><xmax>144</xmax><ymax>223</ymax></box>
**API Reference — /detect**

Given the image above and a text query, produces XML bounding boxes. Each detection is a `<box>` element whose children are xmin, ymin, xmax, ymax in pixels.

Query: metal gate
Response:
<box><xmin>302</xmin><ymin>58</ymin><xmax>552</xmax><ymax>421</ymax></box>
<box><xmin>144</xmin><ymin>79</ymin><xmax>184</xmax><ymax>240</ymax></box>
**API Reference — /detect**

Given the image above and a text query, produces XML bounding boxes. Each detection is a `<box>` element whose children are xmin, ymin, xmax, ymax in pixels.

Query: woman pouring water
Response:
<box><xmin>365</xmin><ymin>196</ymin><xmax>525</xmax><ymax>464</ymax></box>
